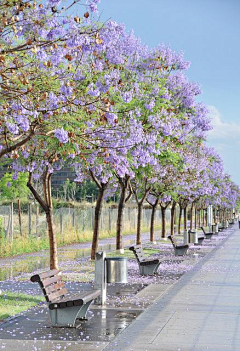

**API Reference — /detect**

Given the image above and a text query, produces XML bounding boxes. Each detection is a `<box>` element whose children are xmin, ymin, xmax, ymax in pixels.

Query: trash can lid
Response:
<box><xmin>105</xmin><ymin>257</ymin><xmax>127</xmax><ymax>261</ymax></box>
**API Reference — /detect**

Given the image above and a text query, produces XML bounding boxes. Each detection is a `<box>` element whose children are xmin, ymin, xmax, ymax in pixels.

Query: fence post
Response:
<box><xmin>108</xmin><ymin>207</ymin><xmax>111</xmax><ymax>233</ymax></box>
<box><xmin>82</xmin><ymin>209</ymin><xmax>85</xmax><ymax>231</ymax></box>
<box><xmin>72</xmin><ymin>209</ymin><xmax>75</xmax><ymax>228</ymax></box>
<box><xmin>17</xmin><ymin>199</ymin><xmax>22</xmax><ymax>236</ymax></box>
<box><xmin>10</xmin><ymin>202</ymin><xmax>14</xmax><ymax>241</ymax></box>
<box><xmin>60</xmin><ymin>211</ymin><xmax>63</xmax><ymax>235</ymax></box>
<box><xmin>36</xmin><ymin>204</ymin><xmax>39</xmax><ymax>237</ymax></box>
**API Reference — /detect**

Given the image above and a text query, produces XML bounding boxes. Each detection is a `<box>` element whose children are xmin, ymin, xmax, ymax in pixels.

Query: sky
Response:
<box><xmin>96</xmin><ymin>0</ymin><xmax>240</xmax><ymax>185</ymax></box>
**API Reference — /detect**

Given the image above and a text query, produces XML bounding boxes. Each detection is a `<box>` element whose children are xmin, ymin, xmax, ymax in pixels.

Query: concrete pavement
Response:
<box><xmin>103</xmin><ymin>225</ymin><xmax>240</xmax><ymax>351</ymax></box>
<box><xmin>0</xmin><ymin>225</ymin><xmax>237</xmax><ymax>350</ymax></box>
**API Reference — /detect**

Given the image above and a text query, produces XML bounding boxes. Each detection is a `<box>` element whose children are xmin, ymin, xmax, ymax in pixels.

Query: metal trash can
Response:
<box><xmin>212</xmin><ymin>224</ymin><xmax>218</xmax><ymax>233</ymax></box>
<box><xmin>106</xmin><ymin>257</ymin><xmax>128</xmax><ymax>283</ymax></box>
<box><xmin>189</xmin><ymin>231</ymin><xmax>198</xmax><ymax>244</ymax></box>
<box><xmin>184</xmin><ymin>230</ymin><xmax>189</xmax><ymax>245</ymax></box>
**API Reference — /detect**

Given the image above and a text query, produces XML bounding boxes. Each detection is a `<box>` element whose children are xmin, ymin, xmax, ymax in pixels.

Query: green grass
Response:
<box><xmin>0</xmin><ymin>291</ymin><xmax>44</xmax><ymax>322</ymax></box>
<box><xmin>0</xmin><ymin>224</ymin><xmax>162</xmax><ymax>258</ymax></box>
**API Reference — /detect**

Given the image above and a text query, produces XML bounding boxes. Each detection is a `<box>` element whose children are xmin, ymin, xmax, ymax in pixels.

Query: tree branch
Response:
<box><xmin>27</xmin><ymin>172</ymin><xmax>49</xmax><ymax>213</ymax></box>
<box><xmin>0</xmin><ymin>129</ymin><xmax>35</xmax><ymax>159</ymax></box>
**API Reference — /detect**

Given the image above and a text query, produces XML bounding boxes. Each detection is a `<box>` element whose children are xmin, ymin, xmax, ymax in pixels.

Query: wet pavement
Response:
<box><xmin>0</xmin><ymin>226</ymin><xmax>236</xmax><ymax>350</ymax></box>
<box><xmin>103</xmin><ymin>225</ymin><xmax>239</xmax><ymax>351</ymax></box>
<box><xmin>0</xmin><ymin>305</ymin><xmax>141</xmax><ymax>343</ymax></box>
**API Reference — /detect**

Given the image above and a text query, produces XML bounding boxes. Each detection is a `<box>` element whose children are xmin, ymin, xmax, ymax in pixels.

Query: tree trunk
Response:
<box><xmin>46</xmin><ymin>208</ymin><xmax>58</xmax><ymax>269</ymax></box>
<box><xmin>161</xmin><ymin>206</ymin><xmax>166</xmax><ymax>238</ymax></box>
<box><xmin>136</xmin><ymin>202</ymin><xmax>143</xmax><ymax>245</ymax></box>
<box><xmin>116</xmin><ymin>183</ymin><xmax>127</xmax><ymax>250</ymax></box>
<box><xmin>202</xmin><ymin>209</ymin><xmax>204</xmax><ymax>226</ymax></box>
<box><xmin>91</xmin><ymin>186</ymin><xmax>106</xmax><ymax>260</ymax></box>
<box><xmin>27</xmin><ymin>169</ymin><xmax>59</xmax><ymax>269</ymax></box>
<box><xmin>170</xmin><ymin>201</ymin><xmax>176</xmax><ymax>235</ymax></box>
<box><xmin>17</xmin><ymin>199</ymin><xmax>22</xmax><ymax>236</ymax></box>
<box><xmin>213</xmin><ymin>208</ymin><xmax>216</xmax><ymax>223</ymax></box>
<box><xmin>183</xmin><ymin>206</ymin><xmax>187</xmax><ymax>231</ymax></box>
<box><xmin>194</xmin><ymin>207</ymin><xmax>197</xmax><ymax>229</ymax></box>
<box><xmin>150</xmin><ymin>200</ymin><xmax>158</xmax><ymax>242</ymax></box>
<box><xmin>178</xmin><ymin>206</ymin><xmax>183</xmax><ymax>234</ymax></box>
<box><xmin>198</xmin><ymin>209</ymin><xmax>201</xmax><ymax>227</ymax></box>
<box><xmin>190</xmin><ymin>203</ymin><xmax>194</xmax><ymax>230</ymax></box>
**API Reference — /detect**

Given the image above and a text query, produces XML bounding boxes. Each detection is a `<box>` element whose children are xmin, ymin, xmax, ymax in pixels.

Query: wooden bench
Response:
<box><xmin>200</xmin><ymin>226</ymin><xmax>213</xmax><ymax>239</ymax></box>
<box><xmin>188</xmin><ymin>230</ymin><xmax>205</xmax><ymax>245</ymax></box>
<box><xmin>216</xmin><ymin>222</ymin><xmax>224</xmax><ymax>231</ymax></box>
<box><xmin>129</xmin><ymin>245</ymin><xmax>163</xmax><ymax>275</ymax></box>
<box><xmin>167</xmin><ymin>236</ymin><xmax>189</xmax><ymax>256</ymax></box>
<box><xmin>30</xmin><ymin>269</ymin><xmax>100</xmax><ymax>327</ymax></box>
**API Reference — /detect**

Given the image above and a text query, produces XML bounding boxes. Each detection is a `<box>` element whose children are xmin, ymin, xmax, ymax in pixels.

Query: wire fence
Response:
<box><xmin>0</xmin><ymin>203</ymin><xmax>171</xmax><ymax>241</ymax></box>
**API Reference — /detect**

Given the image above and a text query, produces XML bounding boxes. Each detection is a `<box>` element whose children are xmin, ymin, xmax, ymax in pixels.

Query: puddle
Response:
<box><xmin>0</xmin><ymin>306</ymin><xmax>142</xmax><ymax>342</ymax></box>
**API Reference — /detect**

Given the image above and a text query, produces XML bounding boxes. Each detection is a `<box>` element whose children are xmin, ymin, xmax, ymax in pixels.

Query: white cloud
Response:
<box><xmin>206</xmin><ymin>106</ymin><xmax>240</xmax><ymax>185</ymax></box>
<box><xmin>207</xmin><ymin>105</ymin><xmax>240</xmax><ymax>140</ymax></box>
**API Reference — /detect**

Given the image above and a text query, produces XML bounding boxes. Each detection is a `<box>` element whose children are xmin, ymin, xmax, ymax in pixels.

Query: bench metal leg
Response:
<box><xmin>139</xmin><ymin>262</ymin><xmax>160</xmax><ymax>275</ymax></box>
<box><xmin>49</xmin><ymin>300</ymin><xmax>95</xmax><ymax>327</ymax></box>
<box><xmin>205</xmin><ymin>234</ymin><xmax>213</xmax><ymax>240</ymax></box>
<box><xmin>174</xmin><ymin>247</ymin><xmax>188</xmax><ymax>256</ymax></box>
<box><xmin>49</xmin><ymin>305</ymin><xmax>84</xmax><ymax>327</ymax></box>
<box><xmin>76</xmin><ymin>300</ymin><xmax>92</xmax><ymax>320</ymax></box>
<box><xmin>194</xmin><ymin>238</ymin><xmax>204</xmax><ymax>245</ymax></box>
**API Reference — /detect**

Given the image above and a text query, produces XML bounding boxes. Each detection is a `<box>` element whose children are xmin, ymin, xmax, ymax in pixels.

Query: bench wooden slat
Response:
<box><xmin>129</xmin><ymin>245</ymin><xmax>160</xmax><ymax>264</ymax></box>
<box><xmin>30</xmin><ymin>269</ymin><xmax>60</xmax><ymax>282</ymax></box>
<box><xmin>168</xmin><ymin>236</ymin><xmax>189</xmax><ymax>249</ymax></box>
<box><xmin>30</xmin><ymin>270</ymin><xmax>101</xmax><ymax>326</ymax></box>
<box><xmin>135</xmin><ymin>253</ymin><xmax>146</xmax><ymax>259</ymax></box>
<box><xmin>44</xmin><ymin>281</ymin><xmax>65</xmax><ymax>295</ymax></box>
<box><xmin>41</xmin><ymin>275</ymin><xmax>62</xmax><ymax>288</ymax></box>
<box><xmin>200</xmin><ymin>227</ymin><xmax>213</xmax><ymax>235</ymax></box>
<box><xmin>47</xmin><ymin>288</ymin><xmax>68</xmax><ymax>302</ymax></box>
<box><xmin>129</xmin><ymin>244</ymin><xmax>162</xmax><ymax>275</ymax></box>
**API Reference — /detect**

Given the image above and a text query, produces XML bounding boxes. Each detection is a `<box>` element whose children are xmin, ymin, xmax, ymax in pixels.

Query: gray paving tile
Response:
<box><xmin>104</xmin><ymin>227</ymin><xmax>240</xmax><ymax>351</ymax></box>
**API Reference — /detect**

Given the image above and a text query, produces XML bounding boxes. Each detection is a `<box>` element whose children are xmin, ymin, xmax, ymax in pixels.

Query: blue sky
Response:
<box><xmin>97</xmin><ymin>0</ymin><xmax>240</xmax><ymax>185</ymax></box>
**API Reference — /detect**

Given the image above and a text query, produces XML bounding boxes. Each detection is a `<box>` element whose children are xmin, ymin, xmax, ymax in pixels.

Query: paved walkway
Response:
<box><xmin>0</xmin><ymin>225</ymin><xmax>238</xmax><ymax>350</ymax></box>
<box><xmin>104</xmin><ymin>225</ymin><xmax>240</xmax><ymax>351</ymax></box>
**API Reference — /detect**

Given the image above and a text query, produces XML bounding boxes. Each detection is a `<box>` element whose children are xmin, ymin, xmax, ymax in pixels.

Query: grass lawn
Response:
<box><xmin>0</xmin><ymin>291</ymin><xmax>44</xmax><ymax>322</ymax></box>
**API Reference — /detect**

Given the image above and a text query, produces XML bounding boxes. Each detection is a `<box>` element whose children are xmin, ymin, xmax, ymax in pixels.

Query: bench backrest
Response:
<box><xmin>129</xmin><ymin>245</ymin><xmax>147</xmax><ymax>263</ymax></box>
<box><xmin>168</xmin><ymin>235</ymin><xmax>177</xmax><ymax>247</ymax></box>
<box><xmin>30</xmin><ymin>269</ymin><xmax>68</xmax><ymax>303</ymax></box>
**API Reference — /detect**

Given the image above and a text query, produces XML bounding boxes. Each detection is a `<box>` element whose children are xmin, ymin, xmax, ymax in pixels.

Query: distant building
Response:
<box><xmin>0</xmin><ymin>165</ymin><xmax>75</xmax><ymax>188</ymax></box>
<box><xmin>51</xmin><ymin>167</ymin><xmax>75</xmax><ymax>188</ymax></box>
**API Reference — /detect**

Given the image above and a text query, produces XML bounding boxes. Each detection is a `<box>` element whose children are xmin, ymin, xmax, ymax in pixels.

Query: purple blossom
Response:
<box><xmin>122</xmin><ymin>92</ymin><xmax>133</xmax><ymax>103</ymax></box>
<box><xmin>145</xmin><ymin>100</ymin><xmax>155</xmax><ymax>111</ymax></box>
<box><xmin>48</xmin><ymin>92</ymin><xmax>59</xmax><ymax>109</ymax></box>
<box><xmin>55</xmin><ymin>128</ymin><xmax>69</xmax><ymax>143</ymax></box>
<box><xmin>87</xmin><ymin>84</ymin><xmax>100</xmax><ymax>97</ymax></box>
<box><xmin>12</xmin><ymin>173</ymin><xmax>18</xmax><ymax>180</ymax></box>
<box><xmin>59</xmin><ymin>85</ymin><xmax>73</xmax><ymax>98</ymax></box>
<box><xmin>6</xmin><ymin>123</ymin><xmax>19</xmax><ymax>135</ymax></box>
<box><xmin>22</xmin><ymin>150</ymin><xmax>29</xmax><ymax>159</ymax></box>
<box><xmin>18</xmin><ymin>117</ymin><xmax>30</xmax><ymax>132</ymax></box>
<box><xmin>106</xmin><ymin>112</ymin><xmax>117</xmax><ymax>125</ymax></box>
<box><xmin>89</xmin><ymin>3</ymin><xmax>98</xmax><ymax>12</ymax></box>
